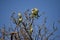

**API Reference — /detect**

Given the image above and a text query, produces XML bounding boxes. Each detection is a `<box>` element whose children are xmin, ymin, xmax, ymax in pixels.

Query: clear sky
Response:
<box><xmin>0</xmin><ymin>0</ymin><xmax>60</xmax><ymax>40</ymax></box>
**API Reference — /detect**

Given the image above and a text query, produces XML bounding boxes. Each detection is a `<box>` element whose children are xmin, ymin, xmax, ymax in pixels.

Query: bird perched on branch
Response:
<box><xmin>29</xmin><ymin>25</ymin><xmax>33</xmax><ymax>35</ymax></box>
<box><xmin>30</xmin><ymin>8</ymin><xmax>39</xmax><ymax>19</ymax></box>
<box><xmin>28</xmin><ymin>23</ymin><xmax>33</xmax><ymax>35</ymax></box>
<box><xmin>17</xmin><ymin>13</ymin><xmax>23</xmax><ymax>25</ymax></box>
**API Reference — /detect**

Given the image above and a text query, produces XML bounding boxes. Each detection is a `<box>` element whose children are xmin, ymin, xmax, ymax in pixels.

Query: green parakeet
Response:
<box><xmin>17</xmin><ymin>13</ymin><xmax>23</xmax><ymax>25</ymax></box>
<box><xmin>28</xmin><ymin>24</ymin><xmax>33</xmax><ymax>35</ymax></box>
<box><xmin>31</xmin><ymin>8</ymin><xmax>39</xmax><ymax>18</ymax></box>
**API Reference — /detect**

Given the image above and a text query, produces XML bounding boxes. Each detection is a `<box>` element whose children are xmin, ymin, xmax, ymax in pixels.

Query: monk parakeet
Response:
<box><xmin>17</xmin><ymin>13</ymin><xmax>23</xmax><ymax>25</ymax></box>
<box><xmin>30</xmin><ymin>26</ymin><xmax>33</xmax><ymax>35</ymax></box>
<box><xmin>30</xmin><ymin>8</ymin><xmax>39</xmax><ymax>18</ymax></box>
<box><xmin>28</xmin><ymin>24</ymin><xmax>33</xmax><ymax>35</ymax></box>
<box><xmin>31</xmin><ymin>8</ymin><xmax>39</xmax><ymax>19</ymax></box>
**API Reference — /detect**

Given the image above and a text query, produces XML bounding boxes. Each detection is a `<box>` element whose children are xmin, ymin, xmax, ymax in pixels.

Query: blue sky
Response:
<box><xmin>0</xmin><ymin>0</ymin><xmax>60</xmax><ymax>40</ymax></box>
